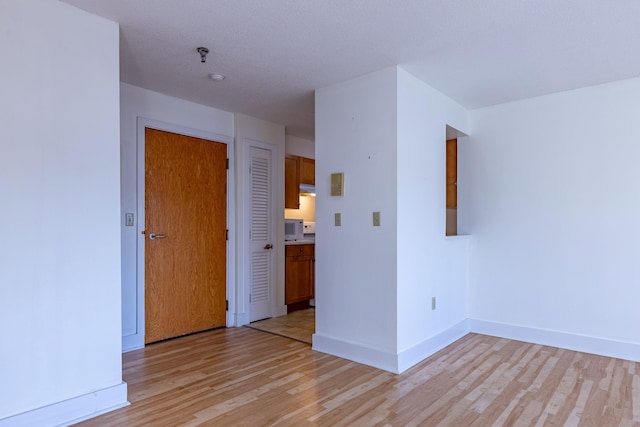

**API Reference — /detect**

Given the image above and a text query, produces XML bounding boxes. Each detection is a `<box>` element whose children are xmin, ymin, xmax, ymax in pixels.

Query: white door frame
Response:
<box><xmin>241</xmin><ymin>138</ymin><xmax>280</xmax><ymax>324</ymax></box>
<box><xmin>125</xmin><ymin>117</ymin><xmax>235</xmax><ymax>351</ymax></box>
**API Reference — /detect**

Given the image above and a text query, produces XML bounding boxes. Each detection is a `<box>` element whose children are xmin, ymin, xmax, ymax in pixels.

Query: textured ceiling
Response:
<box><xmin>61</xmin><ymin>0</ymin><xmax>640</xmax><ymax>140</ymax></box>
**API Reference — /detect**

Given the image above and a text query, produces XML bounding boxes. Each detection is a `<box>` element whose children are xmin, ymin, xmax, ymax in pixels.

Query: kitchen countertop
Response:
<box><xmin>285</xmin><ymin>238</ymin><xmax>315</xmax><ymax>245</ymax></box>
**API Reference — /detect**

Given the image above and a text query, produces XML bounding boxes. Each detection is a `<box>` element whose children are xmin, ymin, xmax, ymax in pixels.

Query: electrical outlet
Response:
<box><xmin>373</xmin><ymin>211</ymin><xmax>381</xmax><ymax>226</ymax></box>
<box><xmin>335</xmin><ymin>213</ymin><xmax>341</xmax><ymax>226</ymax></box>
<box><xmin>432</xmin><ymin>297</ymin><xmax>436</xmax><ymax>310</ymax></box>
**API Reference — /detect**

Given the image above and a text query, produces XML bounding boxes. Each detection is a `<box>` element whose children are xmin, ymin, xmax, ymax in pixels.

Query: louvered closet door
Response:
<box><xmin>249</xmin><ymin>146</ymin><xmax>274</xmax><ymax>321</ymax></box>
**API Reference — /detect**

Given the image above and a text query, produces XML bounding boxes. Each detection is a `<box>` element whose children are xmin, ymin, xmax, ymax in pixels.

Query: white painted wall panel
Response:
<box><xmin>396</xmin><ymin>69</ymin><xmax>470</xmax><ymax>351</ymax></box>
<box><xmin>463</xmin><ymin>78</ymin><xmax>640</xmax><ymax>345</ymax></box>
<box><xmin>0</xmin><ymin>0</ymin><xmax>123</xmax><ymax>419</ymax></box>
<box><xmin>285</xmin><ymin>135</ymin><xmax>315</xmax><ymax>158</ymax></box>
<box><xmin>315</xmin><ymin>67</ymin><xmax>399</xmax><ymax>354</ymax></box>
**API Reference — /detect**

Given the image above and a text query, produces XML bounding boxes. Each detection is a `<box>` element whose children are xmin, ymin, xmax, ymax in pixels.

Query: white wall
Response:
<box><xmin>395</xmin><ymin>68</ymin><xmax>470</xmax><ymax>370</ymax></box>
<box><xmin>314</xmin><ymin>66</ymin><xmax>472</xmax><ymax>372</ymax></box>
<box><xmin>315</xmin><ymin>67</ymin><xmax>400</xmax><ymax>364</ymax></box>
<box><xmin>234</xmin><ymin>114</ymin><xmax>287</xmax><ymax>324</ymax></box>
<box><xmin>120</xmin><ymin>83</ymin><xmax>234</xmax><ymax>350</ymax></box>
<box><xmin>462</xmin><ymin>77</ymin><xmax>640</xmax><ymax>358</ymax></box>
<box><xmin>285</xmin><ymin>135</ymin><xmax>315</xmax><ymax>158</ymax></box>
<box><xmin>0</xmin><ymin>0</ymin><xmax>126</xmax><ymax>423</ymax></box>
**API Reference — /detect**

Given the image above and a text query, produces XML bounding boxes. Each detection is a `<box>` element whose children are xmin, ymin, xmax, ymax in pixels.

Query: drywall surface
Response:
<box><xmin>285</xmin><ymin>135</ymin><xmax>315</xmax><ymax>158</ymax></box>
<box><xmin>396</xmin><ymin>68</ymin><xmax>470</xmax><ymax>354</ymax></box>
<box><xmin>463</xmin><ymin>77</ymin><xmax>640</xmax><ymax>346</ymax></box>
<box><xmin>314</xmin><ymin>66</ymin><xmax>471</xmax><ymax>372</ymax></box>
<box><xmin>0</xmin><ymin>0</ymin><xmax>124</xmax><ymax>420</ymax></box>
<box><xmin>315</xmin><ymin>67</ymin><xmax>400</xmax><ymax>356</ymax></box>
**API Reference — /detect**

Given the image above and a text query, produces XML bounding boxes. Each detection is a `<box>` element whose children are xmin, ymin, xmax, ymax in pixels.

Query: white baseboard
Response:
<box><xmin>313</xmin><ymin>320</ymin><xmax>472</xmax><ymax>374</ymax></box>
<box><xmin>397</xmin><ymin>319</ymin><xmax>471</xmax><ymax>373</ymax></box>
<box><xmin>274</xmin><ymin>305</ymin><xmax>287</xmax><ymax>318</ymax></box>
<box><xmin>469</xmin><ymin>319</ymin><xmax>640</xmax><ymax>362</ymax></box>
<box><xmin>235</xmin><ymin>312</ymin><xmax>250</xmax><ymax>326</ymax></box>
<box><xmin>122</xmin><ymin>333</ymin><xmax>144</xmax><ymax>353</ymax></box>
<box><xmin>312</xmin><ymin>333</ymin><xmax>400</xmax><ymax>373</ymax></box>
<box><xmin>0</xmin><ymin>382</ymin><xmax>128</xmax><ymax>427</ymax></box>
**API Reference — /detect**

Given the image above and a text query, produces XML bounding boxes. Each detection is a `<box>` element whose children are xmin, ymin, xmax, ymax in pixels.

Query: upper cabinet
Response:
<box><xmin>285</xmin><ymin>155</ymin><xmax>300</xmax><ymax>209</ymax></box>
<box><xmin>300</xmin><ymin>157</ymin><xmax>315</xmax><ymax>185</ymax></box>
<box><xmin>285</xmin><ymin>155</ymin><xmax>315</xmax><ymax>209</ymax></box>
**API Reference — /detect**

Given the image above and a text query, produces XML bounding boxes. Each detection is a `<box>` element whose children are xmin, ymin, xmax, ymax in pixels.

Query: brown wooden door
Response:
<box><xmin>144</xmin><ymin>128</ymin><xmax>227</xmax><ymax>344</ymax></box>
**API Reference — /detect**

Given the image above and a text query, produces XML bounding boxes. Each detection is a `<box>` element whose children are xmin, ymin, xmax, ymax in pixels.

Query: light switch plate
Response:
<box><xmin>331</xmin><ymin>173</ymin><xmax>344</xmax><ymax>196</ymax></box>
<box><xmin>373</xmin><ymin>211</ymin><xmax>381</xmax><ymax>226</ymax></box>
<box><xmin>334</xmin><ymin>213</ymin><xmax>341</xmax><ymax>226</ymax></box>
<box><xmin>125</xmin><ymin>213</ymin><xmax>135</xmax><ymax>227</ymax></box>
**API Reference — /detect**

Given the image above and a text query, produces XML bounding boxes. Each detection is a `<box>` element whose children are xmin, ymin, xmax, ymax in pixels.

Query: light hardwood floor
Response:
<box><xmin>247</xmin><ymin>308</ymin><xmax>315</xmax><ymax>344</ymax></box>
<box><xmin>74</xmin><ymin>329</ymin><xmax>640</xmax><ymax>426</ymax></box>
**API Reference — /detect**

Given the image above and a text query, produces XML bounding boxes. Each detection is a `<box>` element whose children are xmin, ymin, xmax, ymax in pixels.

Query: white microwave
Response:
<box><xmin>285</xmin><ymin>219</ymin><xmax>304</xmax><ymax>241</ymax></box>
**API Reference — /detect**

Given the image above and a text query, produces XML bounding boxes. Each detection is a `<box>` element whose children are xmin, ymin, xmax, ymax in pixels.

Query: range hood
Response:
<box><xmin>299</xmin><ymin>183</ymin><xmax>316</xmax><ymax>196</ymax></box>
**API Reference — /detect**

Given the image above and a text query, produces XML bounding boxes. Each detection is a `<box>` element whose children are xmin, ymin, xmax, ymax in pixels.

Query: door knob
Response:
<box><xmin>264</xmin><ymin>243</ymin><xmax>273</xmax><ymax>250</ymax></box>
<box><xmin>149</xmin><ymin>233</ymin><xmax>167</xmax><ymax>240</ymax></box>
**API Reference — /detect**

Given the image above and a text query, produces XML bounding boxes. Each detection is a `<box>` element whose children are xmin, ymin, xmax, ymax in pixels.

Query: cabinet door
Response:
<box><xmin>300</xmin><ymin>157</ymin><xmax>315</xmax><ymax>185</ymax></box>
<box><xmin>285</xmin><ymin>154</ymin><xmax>300</xmax><ymax>209</ymax></box>
<box><xmin>446</xmin><ymin>139</ymin><xmax>457</xmax><ymax>209</ymax></box>
<box><xmin>285</xmin><ymin>245</ymin><xmax>314</xmax><ymax>304</ymax></box>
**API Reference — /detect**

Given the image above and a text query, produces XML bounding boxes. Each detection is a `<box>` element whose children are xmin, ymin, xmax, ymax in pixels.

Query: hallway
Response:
<box><xmin>247</xmin><ymin>308</ymin><xmax>314</xmax><ymax>344</ymax></box>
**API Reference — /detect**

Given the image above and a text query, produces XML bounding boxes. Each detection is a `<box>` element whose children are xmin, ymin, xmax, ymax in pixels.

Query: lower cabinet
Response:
<box><xmin>285</xmin><ymin>244</ymin><xmax>314</xmax><ymax>305</ymax></box>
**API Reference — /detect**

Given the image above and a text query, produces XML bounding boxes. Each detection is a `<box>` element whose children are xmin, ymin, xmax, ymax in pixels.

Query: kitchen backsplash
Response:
<box><xmin>284</xmin><ymin>193</ymin><xmax>315</xmax><ymax>222</ymax></box>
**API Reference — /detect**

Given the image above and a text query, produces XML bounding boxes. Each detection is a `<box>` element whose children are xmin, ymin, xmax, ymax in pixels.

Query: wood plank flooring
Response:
<box><xmin>247</xmin><ymin>308</ymin><xmax>315</xmax><ymax>344</ymax></box>
<box><xmin>74</xmin><ymin>329</ymin><xmax>640</xmax><ymax>426</ymax></box>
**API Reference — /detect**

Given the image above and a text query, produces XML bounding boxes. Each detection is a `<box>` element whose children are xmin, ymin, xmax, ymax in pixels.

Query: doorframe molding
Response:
<box><xmin>238</xmin><ymin>138</ymin><xmax>285</xmax><ymax>326</ymax></box>
<box><xmin>126</xmin><ymin>117</ymin><xmax>235</xmax><ymax>351</ymax></box>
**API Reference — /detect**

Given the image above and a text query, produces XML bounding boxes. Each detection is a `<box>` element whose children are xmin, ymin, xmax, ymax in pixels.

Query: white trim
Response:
<box><xmin>312</xmin><ymin>333</ymin><xmax>400</xmax><ymax>373</ymax></box>
<box><xmin>397</xmin><ymin>319</ymin><xmax>470</xmax><ymax>373</ymax></box>
<box><xmin>0</xmin><ymin>383</ymin><xmax>128</xmax><ymax>427</ymax></box>
<box><xmin>313</xmin><ymin>318</ymin><xmax>640</xmax><ymax>374</ymax></box>
<box><xmin>444</xmin><ymin>234</ymin><xmax>471</xmax><ymax>240</ymax></box>
<box><xmin>235</xmin><ymin>311</ymin><xmax>250</xmax><ymax>327</ymax></box>
<box><xmin>469</xmin><ymin>319</ymin><xmax>640</xmax><ymax>362</ymax></box>
<box><xmin>241</xmin><ymin>139</ymin><xmax>282</xmax><ymax>325</ymax></box>
<box><xmin>313</xmin><ymin>320</ymin><xmax>471</xmax><ymax>374</ymax></box>
<box><xmin>127</xmin><ymin>117</ymin><xmax>235</xmax><ymax>349</ymax></box>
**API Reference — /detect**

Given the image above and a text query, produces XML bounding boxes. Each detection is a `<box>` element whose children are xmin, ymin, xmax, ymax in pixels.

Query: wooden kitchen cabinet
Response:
<box><xmin>285</xmin><ymin>155</ymin><xmax>315</xmax><ymax>208</ymax></box>
<box><xmin>285</xmin><ymin>244</ymin><xmax>314</xmax><ymax>305</ymax></box>
<box><xmin>300</xmin><ymin>157</ymin><xmax>315</xmax><ymax>185</ymax></box>
<box><xmin>446</xmin><ymin>139</ymin><xmax>457</xmax><ymax>209</ymax></box>
<box><xmin>285</xmin><ymin>154</ymin><xmax>300</xmax><ymax>209</ymax></box>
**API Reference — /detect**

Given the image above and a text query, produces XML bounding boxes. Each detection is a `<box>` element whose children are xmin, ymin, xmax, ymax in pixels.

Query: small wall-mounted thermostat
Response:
<box><xmin>331</xmin><ymin>173</ymin><xmax>344</xmax><ymax>196</ymax></box>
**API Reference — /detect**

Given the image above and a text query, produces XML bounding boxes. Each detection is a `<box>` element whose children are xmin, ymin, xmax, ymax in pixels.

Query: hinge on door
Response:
<box><xmin>249</xmin><ymin>294</ymin><xmax>252</xmax><ymax>303</ymax></box>
<box><xmin>226</xmin><ymin>158</ymin><xmax>229</xmax><ymax>170</ymax></box>
<box><xmin>226</xmin><ymin>300</ymin><xmax>229</xmax><ymax>311</ymax></box>
<box><xmin>226</xmin><ymin>229</ymin><xmax>229</xmax><ymax>240</ymax></box>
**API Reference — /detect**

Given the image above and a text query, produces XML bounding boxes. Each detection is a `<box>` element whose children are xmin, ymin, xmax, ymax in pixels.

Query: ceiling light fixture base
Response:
<box><xmin>196</xmin><ymin>47</ymin><xmax>209</xmax><ymax>63</ymax></box>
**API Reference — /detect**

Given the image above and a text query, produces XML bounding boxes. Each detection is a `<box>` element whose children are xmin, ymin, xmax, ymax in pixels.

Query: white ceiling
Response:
<box><xmin>61</xmin><ymin>0</ymin><xmax>640</xmax><ymax>141</ymax></box>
